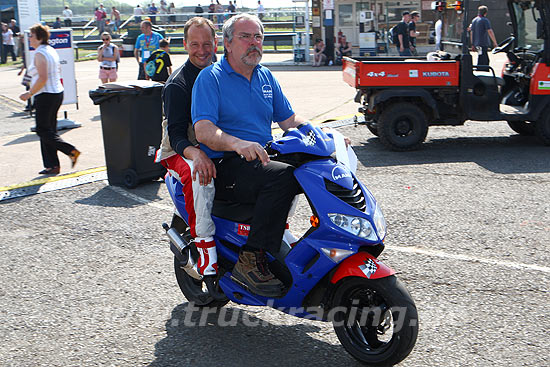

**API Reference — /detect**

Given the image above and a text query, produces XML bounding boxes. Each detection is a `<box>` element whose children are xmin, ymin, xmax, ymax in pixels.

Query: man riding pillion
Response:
<box><xmin>155</xmin><ymin>17</ymin><xmax>219</xmax><ymax>277</ymax></box>
<box><xmin>193</xmin><ymin>14</ymin><xmax>305</xmax><ymax>297</ymax></box>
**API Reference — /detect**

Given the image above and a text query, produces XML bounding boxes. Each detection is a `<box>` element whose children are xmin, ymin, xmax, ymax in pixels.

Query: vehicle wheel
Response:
<box><xmin>378</xmin><ymin>103</ymin><xmax>428</xmax><ymax>151</ymax></box>
<box><xmin>507</xmin><ymin>121</ymin><xmax>535</xmax><ymax>136</ymax></box>
<box><xmin>172</xmin><ymin>220</ymin><xmax>229</xmax><ymax>308</ymax></box>
<box><xmin>123</xmin><ymin>169</ymin><xmax>139</xmax><ymax>188</ymax></box>
<box><xmin>535</xmin><ymin>113</ymin><xmax>550</xmax><ymax>145</ymax></box>
<box><xmin>174</xmin><ymin>257</ymin><xmax>229</xmax><ymax>308</ymax></box>
<box><xmin>331</xmin><ymin>276</ymin><xmax>418</xmax><ymax>366</ymax></box>
<box><xmin>366</xmin><ymin>121</ymin><xmax>379</xmax><ymax>136</ymax></box>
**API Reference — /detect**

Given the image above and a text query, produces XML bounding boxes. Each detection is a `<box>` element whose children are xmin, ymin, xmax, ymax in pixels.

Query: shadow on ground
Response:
<box><xmin>356</xmin><ymin>133</ymin><xmax>550</xmax><ymax>174</ymax></box>
<box><xmin>150</xmin><ymin>303</ymin><xmax>359</xmax><ymax>367</ymax></box>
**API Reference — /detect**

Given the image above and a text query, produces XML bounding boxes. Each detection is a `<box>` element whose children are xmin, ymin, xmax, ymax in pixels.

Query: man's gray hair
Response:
<box><xmin>222</xmin><ymin>13</ymin><xmax>264</xmax><ymax>44</ymax></box>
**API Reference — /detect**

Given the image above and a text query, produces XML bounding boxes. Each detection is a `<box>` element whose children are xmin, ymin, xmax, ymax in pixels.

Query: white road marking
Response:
<box><xmin>388</xmin><ymin>245</ymin><xmax>550</xmax><ymax>274</ymax></box>
<box><xmin>108</xmin><ymin>186</ymin><xmax>550</xmax><ymax>275</ymax></box>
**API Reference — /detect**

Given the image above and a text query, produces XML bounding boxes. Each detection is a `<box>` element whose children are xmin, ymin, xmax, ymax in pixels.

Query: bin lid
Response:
<box><xmin>89</xmin><ymin>80</ymin><xmax>164</xmax><ymax>105</ymax></box>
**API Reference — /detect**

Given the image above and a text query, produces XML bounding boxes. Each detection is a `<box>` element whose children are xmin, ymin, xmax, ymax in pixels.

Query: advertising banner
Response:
<box><xmin>24</xmin><ymin>29</ymin><xmax>78</xmax><ymax>106</ymax></box>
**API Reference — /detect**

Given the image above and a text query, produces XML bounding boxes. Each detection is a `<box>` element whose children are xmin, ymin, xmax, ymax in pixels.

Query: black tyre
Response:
<box><xmin>366</xmin><ymin>121</ymin><xmax>379</xmax><ymax>136</ymax></box>
<box><xmin>378</xmin><ymin>103</ymin><xmax>428</xmax><ymax>151</ymax></box>
<box><xmin>535</xmin><ymin>112</ymin><xmax>550</xmax><ymax>145</ymax></box>
<box><xmin>507</xmin><ymin>121</ymin><xmax>535</xmax><ymax>136</ymax></box>
<box><xmin>123</xmin><ymin>169</ymin><xmax>139</xmax><ymax>188</ymax></box>
<box><xmin>174</xmin><ymin>257</ymin><xmax>229</xmax><ymax>308</ymax></box>
<box><xmin>171</xmin><ymin>215</ymin><xmax>229</xmax><ymax>308</ymax></box>
<box><xmin>331</xmin><ymin>276</ymin><xmax>418</xmax><ymax>366</ymax></box>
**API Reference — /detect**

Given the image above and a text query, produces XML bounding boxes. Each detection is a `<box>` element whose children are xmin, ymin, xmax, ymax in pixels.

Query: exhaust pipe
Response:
<box><xmin>162</xmin><ymin>223</ymin><xmax>203</xmax><ymax>280</ymax></box>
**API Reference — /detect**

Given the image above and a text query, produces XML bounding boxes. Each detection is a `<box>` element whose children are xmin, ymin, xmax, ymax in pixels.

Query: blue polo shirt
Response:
<box><xmin>134</xmin><ymin>31</ymin><xmax>163</xmax><ymax>62</ymax></box>
<box><xmin>192</xmin><ymin>55</ymin><xmax>295</xmax><ymax>158</ymax></box>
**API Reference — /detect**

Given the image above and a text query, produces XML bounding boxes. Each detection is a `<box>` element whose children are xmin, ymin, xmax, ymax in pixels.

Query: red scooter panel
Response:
<box><xmin>330</xmin><ymin>251</ymin><xmax>395</xmax><ymax>284</ymax></box>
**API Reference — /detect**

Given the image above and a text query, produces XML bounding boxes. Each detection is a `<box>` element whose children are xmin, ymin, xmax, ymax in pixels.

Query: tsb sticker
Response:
<box><xmin>538</xmin><ymin>81</ymin><xmax>550</xmax><ymax>90</ymax></box>
<box><xmin>262</xmin><ymin>85</ymin><xmax>273</xmax><ymax>99</ymax></box>
<box><xmin>409</xmin><ymin>70</ymin><xmax>419</xmax><ymax>78</ymax></box>
<box><xmin>237</xmin><ymin>224</ymin><xmax>250</xmax><ymax>236</ymax></box>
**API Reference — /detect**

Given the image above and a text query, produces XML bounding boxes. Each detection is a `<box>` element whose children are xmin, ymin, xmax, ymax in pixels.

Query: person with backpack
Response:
<box><xmin>394</xmin><ymin>11</ymin><xmax>412</xmax><ymax>56</ymax></box>
<box><xmin>97</xmin><ymin>32</ymin><xmax>119</xmax><ymax>83</ymax></box>
<box><xmin>144</xmin><ymin>38</ymin><xmax>172</xmax><ymax>82</ymax></box>
<box><xmin>134</xmin><ymin>20</ymin><xmax>163</xmax><ymax>80</ymax></box>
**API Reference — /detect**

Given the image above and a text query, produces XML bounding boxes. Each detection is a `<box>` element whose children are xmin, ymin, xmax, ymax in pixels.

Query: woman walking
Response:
<box><xmin>19</xmin><ymin>24</ymin><xmax>80</xmax><ymax>175</ymax></box>
<box><xmin>1</xmin><ymin>23</ymin><xmax>16</xmax><ymax>63</ymax></box>
<box><xmin>97</xmin><ymin>32</ymin><xmax>119</xmax><ymax>83</ymax></box>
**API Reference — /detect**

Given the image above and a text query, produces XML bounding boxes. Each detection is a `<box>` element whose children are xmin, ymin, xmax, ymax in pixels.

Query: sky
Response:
<box><xmin>122</xmin><ymin>0</ymin><xmax>308</xmax><ymax>8</ymax></box>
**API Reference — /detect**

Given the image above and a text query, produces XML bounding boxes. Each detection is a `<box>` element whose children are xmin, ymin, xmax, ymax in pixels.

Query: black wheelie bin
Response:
<box><xmin>89</xmin><ymin>81</ymin><xmax>165</xmax><ymax>188</ymax></box>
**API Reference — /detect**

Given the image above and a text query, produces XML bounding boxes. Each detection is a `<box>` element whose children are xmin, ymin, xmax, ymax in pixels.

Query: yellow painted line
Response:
<box><xmin>0</xmin><ymin>166</ymin><xmax>106</xmax><ymax>191</ymax></box>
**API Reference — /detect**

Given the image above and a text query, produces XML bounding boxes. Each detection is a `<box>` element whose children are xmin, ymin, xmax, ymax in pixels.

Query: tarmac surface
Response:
<box><xmin>1</xmin><ymin>51</ymin><xmax>549</xmax><ymax>366</ymax></box>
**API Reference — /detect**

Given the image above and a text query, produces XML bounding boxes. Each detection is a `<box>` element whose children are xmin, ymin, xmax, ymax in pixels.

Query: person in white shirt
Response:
<box><xmin>19</xmin><ymin>24</ymin><xmax>80</xmax><ymax>175</ymax></box>
<box><xmin>435</xmin><ymin>17</ymin><xmax>443</xmax><ymax>51</ymax></box>
<box><xmin>257</xmin><ymin>0</ymin><xmax>265</xmax><ymax>20</ymax></box>
<box><xmin>62</xmin><ymin>6</ymin><xmax>73</xmax><ymax>27</ymax></box>
<box><xmin>134</xmin><ymin>5</ymin><xmax>144</xmax><ymax>23</ymax></box>
<box><xmin>97</xmin><ymin>32</ymin><xmax>119</xmax><ymax>83</ymax></box>
<box><xmin>1</xmin><ymin>23</ymin><xmax>16</xmax><ymax>63</ymax></box>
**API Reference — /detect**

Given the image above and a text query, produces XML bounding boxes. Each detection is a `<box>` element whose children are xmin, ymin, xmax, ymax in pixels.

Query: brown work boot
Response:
<box><xmin>232</xmin><ymin>250</ymin><xmax>284</xmax><ymax>297</ymax></box>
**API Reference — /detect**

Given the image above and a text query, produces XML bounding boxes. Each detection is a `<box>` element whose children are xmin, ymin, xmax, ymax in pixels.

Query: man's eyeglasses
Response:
<box><xmin>236</xmin><ymin>33</ymin><xmax>263</xmax><ymax>42</ymax></box>
<box><xmin>102</xmin><ymin>38</ymin><xmax>109</xmax><ymax>41</ymax></box>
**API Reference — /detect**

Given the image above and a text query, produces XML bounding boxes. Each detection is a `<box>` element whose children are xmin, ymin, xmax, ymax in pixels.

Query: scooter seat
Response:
<box><xmin>474</xmin><ymin>73</ymin><xmax>506</xmax><ymax>87</ymax></box>
<box><xmin>212</xmin><ymin>200</ymin><xmax>254</xmax><ymax>224</ymax></box>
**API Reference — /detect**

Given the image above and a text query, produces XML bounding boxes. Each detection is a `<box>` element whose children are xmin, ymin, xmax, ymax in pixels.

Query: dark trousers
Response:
<box><xmin>1</xmin><ymin>44</ymin><xmax>16</xmax><ymax>63</ymax></box>
<box><xmin>477</xmin><ymin>46</ymin><xmax>490</xmax><ymax>71</ymax></box>
<box><xmin>214</xmin><ymin>156</ymin><xmax>301</xmax><ymax>254</ymax></box>
<box><xmin>34</xmin><ymin>92</ymin><xmax>75</xmax><ymax>168</ymax></box>
<box><xmin>397</xmin><ymin>46</ymin><xmax>412</xmax><ymax>56</ymax></box>
<box><xmin>64</xmin><ymin>19</ymin><xmax>72</xmax><ymax>27</ymax></box>
<box><xmin>138</xmin><ymin>62</ymin><xmax>146</xmax><ymax>80</ymax></box>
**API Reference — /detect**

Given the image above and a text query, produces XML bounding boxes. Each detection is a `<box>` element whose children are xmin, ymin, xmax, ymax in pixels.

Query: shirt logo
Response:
<box><xmin>262</xmin><ymin>85</ymin><xmax>273</xmax><ymax>99</ymax></box>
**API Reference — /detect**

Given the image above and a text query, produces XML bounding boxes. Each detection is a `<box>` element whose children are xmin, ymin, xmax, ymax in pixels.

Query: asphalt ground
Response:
<box><xmin>1</xmin><ymin>51</ymin><xmax>549</xmax><ymax>366</ymax></box>
<box><xmin>1</xmin><ymin>120</ymin><xmax>549</xmax><ymax>366</ymax></box>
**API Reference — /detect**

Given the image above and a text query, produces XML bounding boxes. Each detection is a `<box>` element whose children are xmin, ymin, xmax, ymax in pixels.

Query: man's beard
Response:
<box><xmin>241</xmin><ymin>46</ymin><xmax>262</xmax><ymax>66</ymax></box>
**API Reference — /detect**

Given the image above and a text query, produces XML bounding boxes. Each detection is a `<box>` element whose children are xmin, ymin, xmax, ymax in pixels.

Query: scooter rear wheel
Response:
<box><xmin>331</xmin><ymin>276</ymin><xmax>418</xmax><ymax>366</ymax></box>
<box><xmin>174</xmin><ymin>256</ymin><xmax>229</xmax><ymax>308</ymax></box>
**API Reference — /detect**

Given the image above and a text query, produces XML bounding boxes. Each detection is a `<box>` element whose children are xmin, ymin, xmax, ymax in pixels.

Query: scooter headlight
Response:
<box><xmin>373</xmin><ymin>205</ymin><xmax>387</xmax><ymax>240</ymax></box>
<box><xmin>328</xmin><ymin>213</ymin><xmax>377</xmax><ymax>240</ymax></box>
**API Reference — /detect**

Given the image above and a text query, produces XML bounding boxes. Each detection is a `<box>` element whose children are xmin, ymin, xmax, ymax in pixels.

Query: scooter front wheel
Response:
<box><xmin>331</xmin><ymin>276</ymin><xmax>418</xmax><ymax>366</ymax></box>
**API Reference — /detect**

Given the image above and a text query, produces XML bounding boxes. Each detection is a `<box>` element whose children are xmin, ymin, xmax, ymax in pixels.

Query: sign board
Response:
<box><xmin>24</xmin><ymin>29</ymin><xmax>78</xmax><ymax>106</ymax></box>
<box><xmin>323</xmin><ymin>0</ymin><xmax>334</xmax><ymax>10</ymax></box>
<box><xmin>360</xmin><ymin>11</ymin><xmax>374</xmax><ymax>23</ymax></box>
<box><xmin>17</xmin><ymin>0</ymin><xmax>40</xmax><ymax>32</ymax></box>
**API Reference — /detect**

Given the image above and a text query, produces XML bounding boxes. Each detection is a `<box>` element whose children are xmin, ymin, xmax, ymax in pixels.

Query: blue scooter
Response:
<box><xmin>162</xmin><ymin>123</ymin><xmax>418</xmax><ymax>366</ymax></box>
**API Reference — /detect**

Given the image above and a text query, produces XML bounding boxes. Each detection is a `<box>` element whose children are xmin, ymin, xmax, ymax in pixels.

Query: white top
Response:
<box><xmin>29</xmin><ymin>44</ymin><xmax>64</xmax><ymax>95</ymax></box>
<box><xmin>100</xmin><ymin>44</ymin><xmax>117</xmax><ymax>68</ymax></box>
<box><xmin>62</xmin><ymin>9</ymin><xmax>73</xmax><ymax>19</ymax></box>
<box><xmin>2</xmin><ymin>29</ymin><xmax>14</xmax><ymax>46</ymax></box>
<box><xmin>134</xmin><ymin>7</ymin><xmax>144</xmax><ymax>15</ymax></box>
<box><xmin>257</xmin><ymin>4</ymin><xmax>265</xmax><ymax>14</ymax></box>
<box><xmin>435</xmin><ymin>19</ymin><xmax>442</xmax><ymax>43</ymax></box>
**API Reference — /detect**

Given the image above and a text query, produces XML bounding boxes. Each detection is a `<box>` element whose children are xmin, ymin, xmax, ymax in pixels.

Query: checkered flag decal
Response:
<box><xmin>359</xmin><ymin>258</ymin><xmax>378</xmax><ymax>278</ymax></box>
<box><xmin>304</xmin><ymin>130</ymin><xmax>317</xmax><ymax>146</ymax></box>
